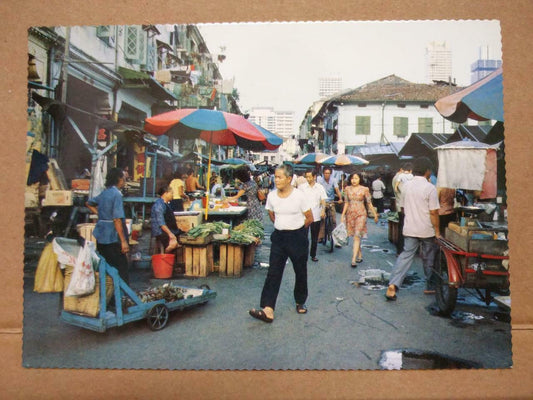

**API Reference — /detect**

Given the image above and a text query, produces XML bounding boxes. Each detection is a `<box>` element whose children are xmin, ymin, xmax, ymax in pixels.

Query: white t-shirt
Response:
<box><xmin>371</xmin><ymin>179</ymin><xmax>386</xmax><ymax>199</ymax></box>
<box><xmin>402</xmin><ymin>176</ymin><xmax>440</xmax><ymax>238</ymax></box>
<box><xmin>299</xmin><ymin>182</ymin><xmax>327</xmax><ymax>222</ymax></box>
<box><xmin>396</xmin><ymin>172</ymin><xmax>414</xmax><ymax>208</ymax></box>
<box><xmin>265</xmin><ymin>188</ymin><xmax>311</xmax><ymax>230</ymax></box>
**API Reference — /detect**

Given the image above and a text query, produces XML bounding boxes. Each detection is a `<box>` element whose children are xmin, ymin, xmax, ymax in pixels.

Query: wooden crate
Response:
<box><xmin>243</xmin><ymin>244</ymin><xmax>256</xmax><ymax>268</ymax></box>
<box><xmin>388</xmin><ymin>220</ymin><xmax>399</xmax><ymax>244</ymax></box>
<box><xmin>219</xmin><ymin>243</ymin><xmax>244</xmax><ymax>278</ymax></box>
<box><xmin>184</xmin><ymin>244</ymin><xmax>214</xmax><ymax>277</ymax></box>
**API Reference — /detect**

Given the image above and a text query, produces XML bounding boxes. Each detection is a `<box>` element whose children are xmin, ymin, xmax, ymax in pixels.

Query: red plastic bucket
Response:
<box><xmin>151</xmin><ymin>254</ymin><xmax>175</xmax><ymax>278</ymax></box>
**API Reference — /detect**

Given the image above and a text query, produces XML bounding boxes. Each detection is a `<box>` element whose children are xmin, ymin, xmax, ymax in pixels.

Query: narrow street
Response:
<box><xmin>22</xmin><ymin>210</ymin><xmax>512</xmax><ymax>370</ymax></box>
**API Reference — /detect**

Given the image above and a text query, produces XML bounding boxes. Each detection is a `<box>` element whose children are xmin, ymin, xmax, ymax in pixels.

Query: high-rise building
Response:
<box><xmin>319</xmin><ymin>76</ymin><xmax>342</xmax><ymax>99</ymax></box>
<box><xmin>425</xmin><ymin>41</ymin><xmax>452</xmax><ymax>83</ymax></box>
<box><xmin>248</xmin><ymin>107</ymin><xmax>294</xmax><ymax>138</ymax></box>
<box><xmin>470</xmin><ymin>45</ymin><xmax>502</xmax><ymax>83</ymax></box>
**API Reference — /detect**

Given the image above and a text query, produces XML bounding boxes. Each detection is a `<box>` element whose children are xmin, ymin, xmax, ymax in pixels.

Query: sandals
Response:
<box><xmin>351</xmin><ymin>262</ymin><xmax>357</xmax><ymax>268</ymax></box>
<box><xmin>356</xmin><ymin>258</ymin><xmax>363</xmax><ymax>263</ymax></box>
<box><xmin>385</xmin><ymin>285</ymin><xmax>397</xmax><ymax>301</ymax></box>
<box><xmin>249</xmin><ymin>308</ymin><xmax>273</xmax><ymax>323</ymax></box>
<box><xmin>296</xmin><ymin>304</ymin><xmax>307</xmax><ymax>314</ymax></box>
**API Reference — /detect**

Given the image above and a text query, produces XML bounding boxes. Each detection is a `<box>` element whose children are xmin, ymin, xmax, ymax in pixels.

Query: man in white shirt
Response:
<box><xmin>300</xmin><ymin>170</ymin><xmax>327</xmax><ymax>262</ymax></box>
<box><xmin>386</xmin><ymin>157</ymin><xmax>440</xmax><ymax>301</ymax></box>
<box><xmin>249</xmin><ymin>164</ymin><xmax>313</xmax><ymax>323</ymax></box>
<box><xmin>392</xmin><ymin>162</ymin><xmax>413</xmax><ymax>254</ymax></box>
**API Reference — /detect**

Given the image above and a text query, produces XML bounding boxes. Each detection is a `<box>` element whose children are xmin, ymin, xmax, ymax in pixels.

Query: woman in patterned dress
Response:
<box><xmin>226</xmin><ymin>166</ymin><xmax>263</xmax><ymax>222</ymax></box>
<box><xmin>341</xmin><ymin>173</ymin><xmax>379</xmax><ymax>267</ymax></box>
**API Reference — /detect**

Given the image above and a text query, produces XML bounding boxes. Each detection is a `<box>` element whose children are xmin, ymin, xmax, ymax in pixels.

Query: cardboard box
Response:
<box><xmin>42</xmin><ymin>189</ymin><xmax>73</xmax><ymax>206</ymax></box>
<box><xmin>174</xmin><ymin>211</ymin><xmax>202</xmax><ymax>233</ymax></box>
<box><xmin>71</xmin><ymin>179</ymin><xmax>90</xmax><ymax>190</ymax></box>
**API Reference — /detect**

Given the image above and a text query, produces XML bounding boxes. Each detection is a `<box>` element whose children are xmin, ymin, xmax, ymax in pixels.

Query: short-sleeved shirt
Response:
<box><xmin>317</xmin><ymin>176</ymin><xmax>339</xmax><ymax>201</ymax></box>
<box><xmin>87</xmin><ymin>186</ymin><xmax>126</xmax><ymax>244</ymax></box>
<box><xmin>299</xmin><ymin>182</ymin><xmax>327</xmax><ymax>222</ymax></box>
<box><xmin>402</xmin><ymin>176</ymin><xmax>440</xmax><ymax>238</ymax></box>
<box><xmin>151</xmin><ymin>197</ymin><xmax>178</xmax><ymax>237</ymax></box>
<box><xmin>265</xmin><ymin>188</ymin><xmax>310</xmax><ymax>230</ymax></box>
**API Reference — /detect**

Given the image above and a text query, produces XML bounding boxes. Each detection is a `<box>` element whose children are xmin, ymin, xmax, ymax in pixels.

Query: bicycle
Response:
<box><xmin>322</xmin><ymin>201</ymin><xmax>338</xmax><ymax>253</ymax></box>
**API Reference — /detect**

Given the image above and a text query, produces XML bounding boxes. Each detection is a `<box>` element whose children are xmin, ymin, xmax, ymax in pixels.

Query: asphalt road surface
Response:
<box><xmin>22</xmin><ymin>213</ymin><xmax>512</xmax><ymax>370</ymax></box>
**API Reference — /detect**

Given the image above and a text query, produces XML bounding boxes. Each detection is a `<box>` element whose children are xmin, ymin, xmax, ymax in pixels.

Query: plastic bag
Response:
<box><xmin>332</xmin><ymin>222</ymin><xmax>348</xmax><ymax>247</ymax></box>
<box><xmin>64</xmin><ymin>241</ymin><xmax>97</xmax><ymax>297</ymax></box>
<box><xmin>34</xmin><ymin>242</ymin><xmax>63</xmax><ymax>293</ymax></box>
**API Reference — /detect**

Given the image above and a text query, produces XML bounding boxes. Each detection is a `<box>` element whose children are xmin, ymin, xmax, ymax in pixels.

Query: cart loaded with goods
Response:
<box><xmin>33</xmin><ymin>237</ymin><xmax>216</xmax><ymax>332</ymax></box>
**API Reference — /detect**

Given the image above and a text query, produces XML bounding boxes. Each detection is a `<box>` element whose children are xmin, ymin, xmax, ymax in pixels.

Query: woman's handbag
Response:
<box><xmin>332</xmin><ymin>222</ymin><xmax>348</xmax><ymax>247</ymax></box>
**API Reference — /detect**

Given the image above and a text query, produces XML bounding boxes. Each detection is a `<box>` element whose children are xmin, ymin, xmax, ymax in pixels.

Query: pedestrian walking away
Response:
<box><xmin>386</xmin><ymin>157</ymin><xmax>440</xmax><ymax>301</ymax></box>
<box><xmin>371</xmin><ymin>174</ymin><xmax>386</xmax><ymax>213</ymax></box>
<box><xmin>300</xmin><ymin>169</ymin><xmax>327</xmax><ymax>262</ymax></box>
<box><xmin>341</xmin><ymin>173</ymin><xmax>379</xmax><ymax>268</ymax></box>
<box><xmin>249</xmin><ymin>164</ymin><xmax>313</xmax><ymax>323</ymax></box>
<box><xmin>392</xmin><ymin>162</ymin><xmax>413</xmax><ymax>254</ymax></box>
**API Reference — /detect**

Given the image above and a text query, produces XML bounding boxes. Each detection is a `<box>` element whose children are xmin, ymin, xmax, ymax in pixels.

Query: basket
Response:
<box><xmin>152</xmin><ymin>254</ymin><xmax>175</xmax><ymax>278</ymax></box>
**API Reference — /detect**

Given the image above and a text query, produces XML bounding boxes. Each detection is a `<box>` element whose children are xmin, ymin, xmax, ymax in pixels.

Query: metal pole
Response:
<box><xmin>60</xmin><ymin>27</ymin><xmax>71</xmax><ymax>103</ymax></box>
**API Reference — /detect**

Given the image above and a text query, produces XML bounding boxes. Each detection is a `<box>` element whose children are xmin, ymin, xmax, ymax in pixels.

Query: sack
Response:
<box><xmin>332</xmin><ymin>222</ymin><xmax>348</xmax><ymax>247</ymax></box>
<box><xmin>34</xmin><ymin>243</ymin><xmax>64</xmax><ymax>293</ymax></box>
<box><xmin>64</xmin><ymin>241</ymin><xmax>97</xmax><ymax>297</ymax></box>
<box><xmin>257</xmin><ymin>189</ymin><xmax>266</xmax><ymax>202</ymax></box>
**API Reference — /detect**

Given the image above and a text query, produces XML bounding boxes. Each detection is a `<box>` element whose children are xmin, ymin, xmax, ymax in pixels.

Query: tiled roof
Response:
<box><xmin>335</xmin><ymin>75</ymin><xmax>464</xmax><ymax>103</ymax></box>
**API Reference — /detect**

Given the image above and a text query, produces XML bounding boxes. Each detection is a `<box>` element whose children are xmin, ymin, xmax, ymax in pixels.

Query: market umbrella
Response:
<box><xmin>294</xmin><ymin>152</ymin><xmax>329</xmax><ymax>164</ymax></box>
<box><xmin>435</xmin><ymin>67</ymin><xmax>503</xmax><ymax>123</ymax></box>
<box><xmin>144</xmin><ymin>108</ymin><xmax>282</xmax><ymax>217</ymax></box>
<box><xmin>319</xmin><ymin>154</ymin><xmax>369</xmax><ymax>187</ymax></box>
<box><xmin>319</xmin><ymin>154</ymin><xmax>369</xmax><ymax>167</ymax></box>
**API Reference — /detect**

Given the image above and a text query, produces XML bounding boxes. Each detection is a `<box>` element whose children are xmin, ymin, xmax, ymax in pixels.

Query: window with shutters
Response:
<box><xmin>393</xmin><ymin>117</ymin><xmax>408</xmax><ymax>137</ymax></box>
<box><xmin>355</xmin><ymin>116</ymin><xmax>370</xmax><ymax>135</ymax></box>
<box><xmin>96</xmin><ymin>25</ymin><xmax>114</xmax><ymax>47</ymax></box>
<box><xmin>418</xmin><ymin>117</ymin><xmax>433</xmax><ymax>133</ymax></box>
<box><xmin>124</xmin><ymin>25</ymin><xmax>146</xmax><ymax>65</ymax></box>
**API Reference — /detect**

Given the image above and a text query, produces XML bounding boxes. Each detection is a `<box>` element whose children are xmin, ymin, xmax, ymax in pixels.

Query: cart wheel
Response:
<box><xmin>146</xmin><ymin>304</ymin><xmax>169</xmax><ymax>331</ymax></box>
<box><xmin>435</xmin><ymin>248</ymin><xmax>458</xmax><ymax>316</ymax></box>
<box><xmin>198</xmin><ymin>284</ymin><xmax>211</xmax><ymax>290</ymax></box>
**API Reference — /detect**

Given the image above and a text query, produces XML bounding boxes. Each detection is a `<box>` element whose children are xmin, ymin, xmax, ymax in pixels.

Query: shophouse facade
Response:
<box><xmin>27</xmin><ymin>24</ymin><xmax>241</xmax><ymax>206</ymax></box>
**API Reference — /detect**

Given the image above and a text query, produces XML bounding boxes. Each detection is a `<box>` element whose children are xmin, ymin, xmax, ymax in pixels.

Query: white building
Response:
<box><xmin>319</xmin><ymin>76</ymin><xmax>342</xmax><ymax>99</ymax></box>
<box><xmin>426</xmin><ymin>41</ymin><xmax>452</xmax><ymax>83</ymax></box>
<box><xmin>309</xmin><ymin>75</ymin><xmax>465</xmax><ymax>155</ymax></box>
<box><xmin>247</xmin><ymin>107</ymin><xmax>295</xmax><ymax>138</ymax></box>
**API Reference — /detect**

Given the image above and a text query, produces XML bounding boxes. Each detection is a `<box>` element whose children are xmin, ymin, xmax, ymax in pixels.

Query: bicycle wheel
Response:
<box><xmin>435</xmin><ymin>248</ymin><xmax>457</xmax><ymax>316</ymax></box>
<box><xmin>325</xmin><ymin>214</ymin><xmax>334</xmax><ymax>253</ymax></box>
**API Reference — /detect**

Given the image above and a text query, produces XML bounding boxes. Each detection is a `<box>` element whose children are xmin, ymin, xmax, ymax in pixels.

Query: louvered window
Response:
<box><xmin>124</xmin><ymin>26</ymin><xmax>146</xmax><ymax>64</ymax></box>
<box><xmin>418</xmin><ymin>117</ymin><xmax>433</xmax><ymax>133</ymax></box>
<box><xmin>394</xmin><ymin>117</ymin><xmax>408</xmax><ymax>137</ymax></box>
<box><xmin>355</xmin><ymin>116</ymin><xmax>370</xmax><ymax>135</ymax></box>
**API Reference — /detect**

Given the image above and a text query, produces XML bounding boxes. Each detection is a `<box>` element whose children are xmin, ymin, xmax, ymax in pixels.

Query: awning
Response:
<box><xmin>435</xmin><ymin>67</ymin><xmax>503</xmax><ymax>123</ymax></box>
<box><xmin>398</xmin><ymin>133</ymin><xmax>451</xmax><ymax>157</ymax></box>
<box><xmin>118</xmin><ymin>67</ymin><xmax>178</xmax><ymax>101</ymax></box>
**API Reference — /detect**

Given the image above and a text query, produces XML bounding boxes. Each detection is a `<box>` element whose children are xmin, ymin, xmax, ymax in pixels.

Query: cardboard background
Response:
<box><xmin>1</xmin><ymin>0</ymin><xmax>532</xmax><ymax>398</ymax></box>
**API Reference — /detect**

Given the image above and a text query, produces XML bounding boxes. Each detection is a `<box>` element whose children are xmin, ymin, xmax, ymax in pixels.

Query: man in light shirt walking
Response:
<box><xmin>300</xmin><ymin>169</ymin><xmax>327</xmax><ymax>262</ymax></box>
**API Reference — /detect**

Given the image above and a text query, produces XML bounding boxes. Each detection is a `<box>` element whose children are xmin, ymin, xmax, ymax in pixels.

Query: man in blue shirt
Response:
<box><xmin>317</xmin><ymin>166</ymin><xmax>343</xmax><ymax>242</ymax></box>
<box><xmin>86</xmin><ymin>168</ymin><xmax>130</xmax><ymax>283</ymax></box>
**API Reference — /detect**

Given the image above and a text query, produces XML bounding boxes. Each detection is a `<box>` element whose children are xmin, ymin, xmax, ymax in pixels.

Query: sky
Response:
<box><xmin>197</xmin><ymin>20</ymin><xmax>502</xmax><ymax>131</ymax></box>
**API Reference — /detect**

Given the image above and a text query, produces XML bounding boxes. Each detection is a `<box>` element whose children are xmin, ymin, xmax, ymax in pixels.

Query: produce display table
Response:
<box><xmin>202</xmin><ymin>206</ymin><xmax>247</xmax><ymax>227</ymax></box>
<box><xmin>218</xmin><ymin>243</ymin><xmax>244</xmax><ymax>278</ymax></box>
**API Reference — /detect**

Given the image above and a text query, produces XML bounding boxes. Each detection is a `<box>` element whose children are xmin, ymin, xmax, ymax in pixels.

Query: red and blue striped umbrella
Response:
<box><xmin>144</xmin><ymin>108</ymin><xmax>282</xmax><ymax>151</ymax></box>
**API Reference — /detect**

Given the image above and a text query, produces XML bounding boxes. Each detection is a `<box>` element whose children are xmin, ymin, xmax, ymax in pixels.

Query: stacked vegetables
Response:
<box><xmin>184</xmin><ymin>219</ymin><xmax>264</xmax><ymax>245</ymax></box>
<box><xmin>123</xmin><ymin>283</ymin><xmax>190</xmax><ymax>307</ymax></box>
